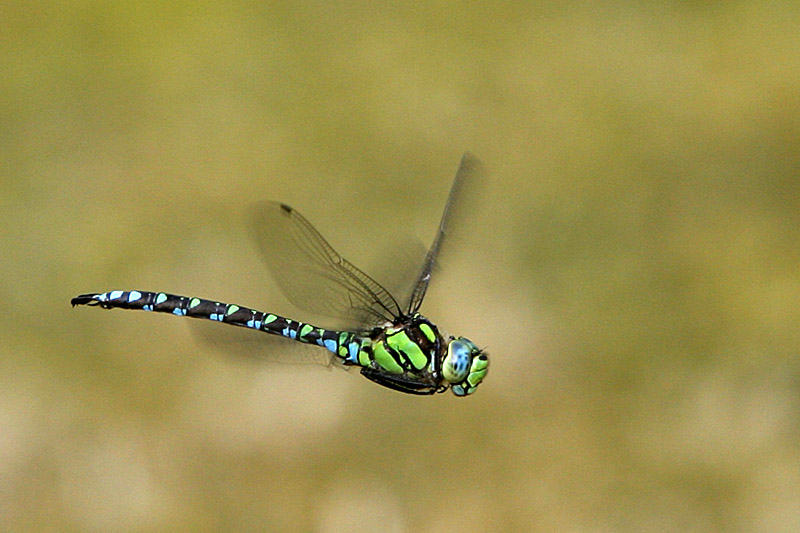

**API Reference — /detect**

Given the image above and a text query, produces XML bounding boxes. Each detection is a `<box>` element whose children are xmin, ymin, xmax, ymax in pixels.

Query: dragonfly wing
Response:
<box><xmin>250</xmin><ymin>201</ymin><xmax>402</xmax><ymax>328</ymax></box>
<box><xmin>189</xmin><ymin>318</ymin><xmax>351</xmax><ymax>368</ymax></box>
<box><xmin>407</xmin><ymin>152</ymin><xmax>485</xmax><ymax>314</ymax></box>
<box><xmin>365</xmin><ymin>235</ymin><xmax>428</xmax><ymax>315</ymax></box>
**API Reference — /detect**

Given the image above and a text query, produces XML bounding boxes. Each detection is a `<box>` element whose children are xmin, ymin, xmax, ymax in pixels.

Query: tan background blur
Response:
<box><xmin>3</xmin><ymin>3</ymin><xmax>800</xmax><ymax>531</ymax></box>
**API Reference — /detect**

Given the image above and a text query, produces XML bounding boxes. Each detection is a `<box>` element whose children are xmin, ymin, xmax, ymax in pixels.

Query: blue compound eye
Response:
<box><xmin>443</xmin><ymin>339</ymin><xmax>473</xmax><ymax>383</ymax></box>
<box><xmin>444</xmin><ymin>338</ymin><xmax>488</xmax><ymax>396</ymax></box>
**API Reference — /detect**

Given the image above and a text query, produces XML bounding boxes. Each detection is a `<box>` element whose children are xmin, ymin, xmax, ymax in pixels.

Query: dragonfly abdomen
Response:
<box><xmin>70</xmin><ymin>290</ymin><xmax>362</xmax><ymax>359</ymax></box>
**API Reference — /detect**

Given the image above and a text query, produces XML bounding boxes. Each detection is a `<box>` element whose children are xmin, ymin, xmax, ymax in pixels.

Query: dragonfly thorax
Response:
<box><xmin>365</xmin><ymin>313</ymin><xmax>488</xmax><ymax>397</ymax></box>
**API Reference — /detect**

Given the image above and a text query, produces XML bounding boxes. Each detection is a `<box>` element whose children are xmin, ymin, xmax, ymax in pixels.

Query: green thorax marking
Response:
<box><xmin>372</xmin><ymin>341</ymin><xmax>404</xmax><ymax>374</ymax></box>
<box><xmin>385</xmin><ymin>329</ymin><xmax>428</xmax><ymax>370</ymax></box>
<box><xmin>368</xmin><ymin>313</ymin><xmax>443</xmax><ymax>375</ymax></box>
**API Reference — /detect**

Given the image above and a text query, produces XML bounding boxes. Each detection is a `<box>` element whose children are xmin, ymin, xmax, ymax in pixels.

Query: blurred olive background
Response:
<box><xmin>3</xmin><ymin>2</ymin><xmax>800</xmax><ymax>531</ymax></box>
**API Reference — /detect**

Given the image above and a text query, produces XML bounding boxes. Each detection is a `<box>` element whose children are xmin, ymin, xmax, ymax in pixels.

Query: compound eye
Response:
<box><xmin>443</xmin><ymin>339</ymin><xmax>472</xmax><ymax>383</ymax></box>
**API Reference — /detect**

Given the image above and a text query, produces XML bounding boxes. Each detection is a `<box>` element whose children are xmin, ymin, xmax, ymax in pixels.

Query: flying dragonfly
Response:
<box><xmin>72</xmin><ymin>153</ymin><xmax>489</xmax><ymax>396</ymax></box>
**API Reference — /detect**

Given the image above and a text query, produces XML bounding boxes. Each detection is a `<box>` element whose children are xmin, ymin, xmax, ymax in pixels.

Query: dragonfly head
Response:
<box><xmin>443</xmin><ymin>337</ymin><xmax>489</xmax><ymax>396</ymax></box>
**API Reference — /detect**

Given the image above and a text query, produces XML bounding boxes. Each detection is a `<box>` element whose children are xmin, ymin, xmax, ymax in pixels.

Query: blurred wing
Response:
<box><xmin>369</xmin><ymin>236</ymin><xmax>428</xmax><ymax>315</ymax></box>
<box><xmin>407</xmin><ymin>152</ymin><xmax>485</xmax><ymax>314</ymax></box>
<box><xmin>189</xmin><ymin>319</ymin><xmax>351</xmax><ymax>369</ymax></box>
<box><xmin>251</xmin><ymin>202</ymin><xmax>402</xmax><ymax>328</ymax></box>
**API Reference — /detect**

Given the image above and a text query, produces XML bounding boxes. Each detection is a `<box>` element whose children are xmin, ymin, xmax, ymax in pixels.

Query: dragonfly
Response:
<box><xmin>71</xmin><ymin>153</ymin><xmax>489</xmax><ymax>396</ymax></box>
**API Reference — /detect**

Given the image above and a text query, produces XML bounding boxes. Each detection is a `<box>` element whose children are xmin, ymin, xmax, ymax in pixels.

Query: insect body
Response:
<box><xmin>72</xmin><ymin>154</ymin><xmax>489</xmax><ymax>396</ymax></box>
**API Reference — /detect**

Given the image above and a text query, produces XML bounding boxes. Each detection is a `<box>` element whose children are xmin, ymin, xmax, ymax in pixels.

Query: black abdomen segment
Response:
<box><xmin>71</xmin><ymin>290</ymin><xmax>350</xmax><ymax>357</ymax></box>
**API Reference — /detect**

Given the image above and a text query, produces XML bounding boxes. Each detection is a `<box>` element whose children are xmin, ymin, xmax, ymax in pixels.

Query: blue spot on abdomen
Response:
<box><xmin>323</xmin><ymin>339</ymin><xmax>337</xmax><ymax>353</ymax></box>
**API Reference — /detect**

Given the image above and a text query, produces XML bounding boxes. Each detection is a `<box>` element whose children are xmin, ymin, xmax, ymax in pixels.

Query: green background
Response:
<box><xmin>3</xmin><ymin>3</ymin><xmax>800</xmax><ymax>530</ymax></box>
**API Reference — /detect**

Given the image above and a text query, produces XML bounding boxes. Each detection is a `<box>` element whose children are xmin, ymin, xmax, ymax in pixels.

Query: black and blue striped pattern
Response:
<box><xmin>71</xmin><ymin>290</ymin><xmax>359</xmax><ymax>358</ymax></box>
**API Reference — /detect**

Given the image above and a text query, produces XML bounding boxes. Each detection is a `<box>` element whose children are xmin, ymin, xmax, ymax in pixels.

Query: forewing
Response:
<box><xmin>407</xmin><ymin>152</ymin><xmax>485</xmax><ymax>313</ymax></box>
<box><xmin>250</xmin><ymin>201</ymin><xmax>402</xmax><ymax>328</ymax></box>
